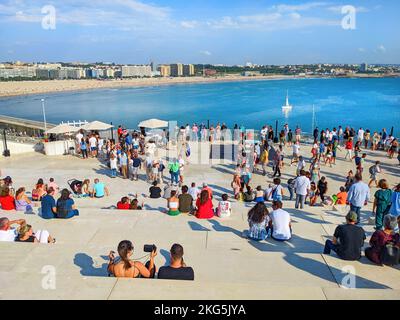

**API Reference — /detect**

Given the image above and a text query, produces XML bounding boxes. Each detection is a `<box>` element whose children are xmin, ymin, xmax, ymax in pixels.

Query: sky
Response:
<box><xmin>0</xmin><ymin>0</ymin><xmax>399</xmax><ymax>65</ymax></box>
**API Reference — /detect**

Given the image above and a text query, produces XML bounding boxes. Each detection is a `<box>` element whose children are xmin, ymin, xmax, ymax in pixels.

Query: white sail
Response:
<box><xmin>282</xmin><ymin>90</ymin><xmax>292</xmax><ymax>109</ymax></box>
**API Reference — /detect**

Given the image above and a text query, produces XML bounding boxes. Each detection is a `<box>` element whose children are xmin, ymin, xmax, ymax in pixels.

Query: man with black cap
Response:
<box><xmin>323</xmin><ymin>211</ymin><xmax>366</xmax><ymax>261</ymax></box>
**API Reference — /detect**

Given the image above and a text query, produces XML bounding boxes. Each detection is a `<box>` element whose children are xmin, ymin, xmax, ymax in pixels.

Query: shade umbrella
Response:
<box><xmin>45</xmin><ymin>124</ymin><xmax>79</xmax><ymax>135</ymax></box>
<box><xmin>81</xmin><ymin>121</ymin><xmax>114</xmax><ymax>131</ymax></box>
<box><xmin>138</xmin><ymin>118</ymin><xmax>168</xmax><ymax>129</ymax></box>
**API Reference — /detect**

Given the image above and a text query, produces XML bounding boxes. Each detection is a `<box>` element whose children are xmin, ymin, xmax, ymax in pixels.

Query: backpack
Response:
<box><xmin>355</xmin><ymin>157</ymin><xmax>361</xmax><ymax>166</ymax></box>
<box><xmin>368</xmin><ymin>165</ymin><xmax>376</xmax><ymax>175</ymax></box>
<box><xmin>381</xmin><ymin>243</ymin><xmax>400</xmax><ymax>266</ymax></box>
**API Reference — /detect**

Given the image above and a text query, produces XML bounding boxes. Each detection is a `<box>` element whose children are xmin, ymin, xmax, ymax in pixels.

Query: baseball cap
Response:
<box><xmin>346</xmin><ymin>211</ymin><xmax>358</xmax><ymax>222</ymax></box>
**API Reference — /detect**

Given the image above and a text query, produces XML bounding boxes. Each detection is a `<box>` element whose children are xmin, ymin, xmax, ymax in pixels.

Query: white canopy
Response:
<box><xmin>81</xmin><ymin>121</ymin><xmax>114</xmax><ymax>131</ymax></box>
<box><xmin>138</xmin><ymin>118</ymin><xmax>168</xmax><ymax>129</ymax></box>
<box><xmin>45</xmin><ymin>124</ymin><xmax>79</xmax><ymax>135</ymax></box>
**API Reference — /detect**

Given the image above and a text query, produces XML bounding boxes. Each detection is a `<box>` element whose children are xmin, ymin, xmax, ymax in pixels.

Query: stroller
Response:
<box><xmin>68</xmin><ymin>179</ymin><xmax>83</xmax><ymax>196</ymax></box>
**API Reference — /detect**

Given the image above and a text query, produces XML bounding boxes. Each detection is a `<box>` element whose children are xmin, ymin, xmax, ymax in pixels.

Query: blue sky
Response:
<box><xmin>0</xmin><ymin>0</ymin><xmax>399</xmax><ymax>64</ymax></box>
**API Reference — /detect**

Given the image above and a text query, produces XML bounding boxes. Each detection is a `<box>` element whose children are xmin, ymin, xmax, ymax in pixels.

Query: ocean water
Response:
<box><xmin>0</xmin><ymin>77</ymin><xmax>399</xmax><ymax>135</ymax></box>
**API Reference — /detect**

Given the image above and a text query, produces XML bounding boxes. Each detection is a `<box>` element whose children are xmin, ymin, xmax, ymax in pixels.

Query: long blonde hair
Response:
<box><xmin>18</xmin><ymin>223</ymin><xmax>32</xmax><ymax>237</ymax></box>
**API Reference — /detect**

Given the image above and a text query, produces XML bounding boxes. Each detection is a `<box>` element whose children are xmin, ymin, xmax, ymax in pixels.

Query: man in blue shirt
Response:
<box><xmin>346</xmin><ymin>173</ymin><xmax>370</xmax><ymax>224</ymax></box>
<box><xmin>92</xmin><ymin>179</ymin><xmax>110</xmax><ymax>198</ymax></box>
<box><xmin>40</xmin><ymin>187</ymin><xmax>57</xmax><ymax>219</ymax></box>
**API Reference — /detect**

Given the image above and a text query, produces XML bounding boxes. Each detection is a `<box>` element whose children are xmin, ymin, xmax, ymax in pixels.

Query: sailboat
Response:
<box><xmin>282</xmin><ymin>90</ymin><xmax>293</xmax><ymax>110</ymax></box>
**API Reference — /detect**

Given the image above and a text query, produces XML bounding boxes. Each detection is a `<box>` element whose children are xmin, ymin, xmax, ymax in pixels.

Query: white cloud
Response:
<box><xmin>181</xmin><ymin>20</ymin><xmax>198</xmax><ymax>29</ymax></box>
<box><xmin>208</xmin><ymin>11</ymin><xmax>339</xmax><ymax>30</ymax></box>
<box><xmin>200</xmin><ymin>50</ymin><xmax>211</xmax><ymax>56</ymax></box>
<box><xmin>377</xmin><ymin>45</ymin><xmax>386</xmax><ymax>53</ymax></box>
<box><xmin>358</xmin><ymin>48</ymin><xmax>366</xmax><ymax>52</ymax></box>
<box><xmin>289</xmin><ymin>12</ymin><xmax>302</xmax><ymax>19</ymax></box>
<box><xmin>274</xmin><ymin>2</ymin><xmax>329</xmax><ymax>12</ymax></box>
<box><xmin>327</xmin><ymin>5</ymin><xmax>370</xmax><ymax>14</ymax></box>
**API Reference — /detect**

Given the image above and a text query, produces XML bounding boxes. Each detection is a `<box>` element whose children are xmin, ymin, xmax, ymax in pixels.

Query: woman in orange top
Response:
<box><xmin>335</xmin><ymin>187</ymin><xmax>348</xmax><ymax>205</ymax></box>
<box><xmin>195</xmin><ymin>190</ymin><xmax>214</xmax><ymax>219</ymax></box>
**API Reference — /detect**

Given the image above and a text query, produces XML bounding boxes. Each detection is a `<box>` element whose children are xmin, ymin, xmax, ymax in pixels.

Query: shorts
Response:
<box><xmin>91</xmin><ymin>147</ymin><xmax>97</xmax><ymax>151</ymax></box>
<box><xmin>132</xmin><ymin>167</ymin><xmax>139</xmax><ymax>175</ymax></box>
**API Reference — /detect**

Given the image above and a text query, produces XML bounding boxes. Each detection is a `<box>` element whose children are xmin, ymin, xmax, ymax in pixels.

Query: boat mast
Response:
<box><xmin>286</xmin><ymin>90</ymin><xmax>289</xmax><ymax>106</ymax></box>
<box><xmin>312</xmin><ymin>104</ymin><xmax>315</xmax><ymax>133</ymax></box>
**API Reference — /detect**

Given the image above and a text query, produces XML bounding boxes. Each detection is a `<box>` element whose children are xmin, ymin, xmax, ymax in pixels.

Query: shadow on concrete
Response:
<box><xmin>74</xmin><ymin>253</ymin><xmax>108</xmax><ymax>277</ymax></box>
<box><xmin>160</xmin><ymin>249</ymin><xmax>170</xmax><ymax>267</ymax></box>
<box><xmin>286</xmin><ymin>208</ymin><xmax>331</xmax><ymax>225</ymax></box>
<box><xmin>283</xmin><ymin>252</ymin><xmax>391</xmax><ymax>289</ymax></box>
<box><xmin>188</xmin><ymin>221</ymin><xmax>211</xmax><ymax>232</ymax></box>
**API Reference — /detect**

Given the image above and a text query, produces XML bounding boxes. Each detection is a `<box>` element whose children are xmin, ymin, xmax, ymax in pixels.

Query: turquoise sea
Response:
<box><xmin>0</xmin><ymin>77</ymin><xmax>399</xmax><ymax>135</ymax></box>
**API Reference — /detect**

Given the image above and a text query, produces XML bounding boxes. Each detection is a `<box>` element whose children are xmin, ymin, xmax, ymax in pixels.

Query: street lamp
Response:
<box><xmin>41</xmin><ymin>98</ymin><xmax>47</xmax><ymax>137</ymax></box>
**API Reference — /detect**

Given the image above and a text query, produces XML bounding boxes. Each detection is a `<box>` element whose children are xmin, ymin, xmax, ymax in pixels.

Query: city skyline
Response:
<box><xmin>0</xmin><ymin>0</ymin><xmax>399</xmax><ymax>65</ymax></box>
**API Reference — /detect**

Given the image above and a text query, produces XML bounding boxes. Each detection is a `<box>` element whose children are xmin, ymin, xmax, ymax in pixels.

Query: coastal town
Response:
<box><xmin>1</xmin><ymin>61</ymin><xmax>399</xmax><ymax>81</ymax></box>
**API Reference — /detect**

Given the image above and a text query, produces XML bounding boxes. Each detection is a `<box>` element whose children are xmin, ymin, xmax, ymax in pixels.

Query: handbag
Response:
<box><xmin>381</xmin><ymin>242</ymin><xmax>400</xmax><ymax>266</ymax></box>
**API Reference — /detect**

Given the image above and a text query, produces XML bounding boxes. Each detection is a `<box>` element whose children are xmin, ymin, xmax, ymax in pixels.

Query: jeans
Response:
<box><xmin>288</xmin><ymin>187</ymin><xmax>294</xmax><ymax>200</ymax></box>
<box><xmin>323</xmin><ymin>239</ymin><xmax>338</xmax><ymax>254</ymax></box>
<box><xmin>111</xmin><ymin>168</ymin><xmax>117</xmax><ymax>177</ymax></box>
<box><xmin>170</xmin><ymin>171</ymin><xmax>179</xmax><ymax>184</ymax></box>
<box><xmin>62</xmin><ymin>210</ymin><xmax>79</xmax><ymax>219</ymax></box>
<box><xmin>295</xmin><ymin>194</ymin><xmax>306</xmax><ymax>209</ymax></box>
<box><xmin>350</xmin><ymin>204</ymin><xmax>361</xmax><ymax>224</ymax></box>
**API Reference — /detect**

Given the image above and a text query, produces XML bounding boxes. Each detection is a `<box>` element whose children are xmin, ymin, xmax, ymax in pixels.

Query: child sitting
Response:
<box><xmin>216</xmin><ymin>194</ymin><xmax>232</xmax><ymax>218</ymax></box>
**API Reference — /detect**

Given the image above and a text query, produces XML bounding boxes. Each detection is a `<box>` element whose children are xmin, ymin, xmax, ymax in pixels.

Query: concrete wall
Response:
<box><xmin>0</xmin><ymin>140</ymin><xmax>44</xmax><ymax>155</ymax></box>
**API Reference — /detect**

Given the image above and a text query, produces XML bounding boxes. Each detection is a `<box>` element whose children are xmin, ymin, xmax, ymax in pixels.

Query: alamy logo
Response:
<box><xmin>41</xmin><ymin>5</ymin><xmax>56</xmax><ymax>30</ymax></box>
<box><xmin>41</xmin><ymin>265</ymin><xmax>56</xmax><ymax>290</ymax></box>
<box><xmin>340</xmin><ymin>265</ymin><xmax>356</xmax><ymax>289</ymax></box>
<box><xmin>341</xmin><ymin>5</ymin><xmax>356</xmax><ymax>30</ymax></box>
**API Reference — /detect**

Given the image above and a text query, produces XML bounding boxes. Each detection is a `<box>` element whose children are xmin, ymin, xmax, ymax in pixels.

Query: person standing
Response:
<box><xmin>368</xmin><ymin>161</ymin><xmax>382</xmax><ymax>188</ymax></box>
<box><xmin>168</xmin><ymin>158</ymin><xmax>180</xmax><ymax>186</ymax></box>
<box><xmin>346</xmin><ymin>173</ymin><xmax>370</xmax><ymax>224</ymax></box>
<box><xmin>344</xmin><ymin>138</ymin><xmax>353</xmax><ymax>161</ymax></box>
<box><xmin>119</xmin><ymin>151</ymin><xmax>128</xmax><ymax>179</ymax></box>
<box><xmin>110</xmin><ymin>154</ymin><xmax>118</xmax><ymax>178</ymax></box>
<box><xmin>372</xmin><ymin>179</ymin><xmax>393</xmax><ymax>230</ymax></box>
<box><xmin>259</xmin><ymin>146</ymin><xmax>269</xmax><ymax>176</ymax></box>
<box><xmin>294</xmin><ymin>170</ymin><xmax>310</xmax><ymax>209</ymax></box>
<box><xmin>389</xmin><ymin>184</ymin><xmax>400</xmax><ymax>218</ymax></box>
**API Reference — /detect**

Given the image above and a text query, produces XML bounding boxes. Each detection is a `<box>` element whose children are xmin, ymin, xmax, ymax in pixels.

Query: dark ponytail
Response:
<box><xmin>118</xmin><ymin>240</ymin><xmax>133</xmax><ymax>270</ymax></box>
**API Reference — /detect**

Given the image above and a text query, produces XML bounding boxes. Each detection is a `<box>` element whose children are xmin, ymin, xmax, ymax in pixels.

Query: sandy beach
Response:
<box><xmin>0</xmin><ymin>73</ymin><xmax>397</xmax><ymax>98</ymax></box>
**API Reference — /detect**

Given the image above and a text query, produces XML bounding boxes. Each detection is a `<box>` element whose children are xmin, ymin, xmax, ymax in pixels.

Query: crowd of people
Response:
<box><xmin>1</xmin><ymin>121</ymin><xmax>399</xmax><ymax>282</ymax></box>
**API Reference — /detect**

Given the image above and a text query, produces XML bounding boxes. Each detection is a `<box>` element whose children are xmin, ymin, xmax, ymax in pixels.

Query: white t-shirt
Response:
<box><xmin>293</xmin><ymin>144</ymin><xmax>300</xmax><ymax>155</ymax></box>
<box><xmin>270</xmin><ymin>209</ymin><xmax>291</xmax><ymax>240</ymax></box>
<box><xmin>189</xmin><ymin>187</ymin><xmax>200</xmax><ymax>199</ymax></box>
<box><xmin>110</xmin><ymin>158</ymin><xmax>118</xmax><ymax>170</ymax></box>
<box><xmin>294</xmin><ymin>175</ymin><xmax>311</xmax><ymax>196</ymax></box>
<box><xmin>358</xmin><ymin>130</ymin><xmax>364</xmax><ymax>140</ymax></box>
<box><xmin>297</xmin><ymin>160</ymin><xmax>306</xmax><ymax>171</ymax></box>
<box><xmin>0</xmin><ymin>228</ymin><xmax>17</xmax><ymax>242</ymax></box>
<box><xmin>217</xmin><ymin>201</ymin><xmax>231</xmax><ymax>218</ymax></box>
<box><xmin>76</xmin><ymin>133</ymin><xmax>83</xmax><ymax>144</ymax></box>
<box><xmin>264</xmin><ymin>187</ymin><xmax>273</xmax><ymax>201</ymax></box>
<box><xmin>89</xmin><ymin>137</ymin><xmax>97</xmax><ymax>148</ymax></box>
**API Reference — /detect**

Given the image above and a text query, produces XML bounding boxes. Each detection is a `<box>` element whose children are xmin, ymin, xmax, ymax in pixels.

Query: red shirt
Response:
<box><xmin>0</xmin><ymin>195</ymin><xmax>16</xmax><ymax>210</ymax></box>
<box><xmin>195</xmin><ymin>198</ymin><xmax>214</xmax><ymax>219</ymax></box>
<box><xmin>117</xmin><ymin>202</ymin><xmax>130</xmax><ymax>210</ymax></box>
<box><xmin>345</xmin><ymin>141</ymin><xmax>353</xmax><ymax>150</ymax></box>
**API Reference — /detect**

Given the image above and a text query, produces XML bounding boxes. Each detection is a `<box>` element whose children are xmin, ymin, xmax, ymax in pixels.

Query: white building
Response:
<box><xmin>121</xmin><ymin>65</ymin><xmax>152</xmax><ymax>77</ymax></box>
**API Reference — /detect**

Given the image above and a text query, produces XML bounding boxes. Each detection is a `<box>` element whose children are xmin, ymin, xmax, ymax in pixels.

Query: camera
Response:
<box><xmin>143</xmin><ymin>244</ymin><xmax>157</xmax><ymax>253</ymax></box>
